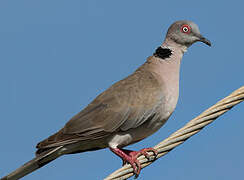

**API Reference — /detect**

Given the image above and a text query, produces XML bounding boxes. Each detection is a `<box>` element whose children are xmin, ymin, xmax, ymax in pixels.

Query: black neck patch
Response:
<box><xmin>153</xmin><ymin>46</ymin><xmax>172</xmax><ymax>60</ymax></box>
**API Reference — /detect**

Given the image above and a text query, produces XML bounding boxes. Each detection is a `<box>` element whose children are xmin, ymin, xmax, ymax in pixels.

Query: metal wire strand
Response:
<box><xmin>104</xmin><ymin>86</ymin><xmax>244</xmax><ymax>180</ymax></box>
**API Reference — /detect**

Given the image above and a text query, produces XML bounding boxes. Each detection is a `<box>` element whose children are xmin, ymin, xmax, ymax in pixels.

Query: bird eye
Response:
<box><xmin>181</xmin><ymin>25</ymin><xmax>191</xmax><ymax>34</ymax></box>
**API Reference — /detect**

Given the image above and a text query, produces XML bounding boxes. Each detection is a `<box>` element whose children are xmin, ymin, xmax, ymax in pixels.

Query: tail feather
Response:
<box><xmin>1</xmin><ymin>146</ymin><xmax>64</xmax><ymax>180</ymax></box>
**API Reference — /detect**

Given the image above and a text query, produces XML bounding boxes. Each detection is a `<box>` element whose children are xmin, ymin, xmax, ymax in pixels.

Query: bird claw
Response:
<box><xmin>134</xmin><ymin>148</ymin><xmax>158</xmax><ymax>161</ymax></box>
<box><xmin>117</xmin><ymin>148</ymin><xmax>158</xmax><ymax>178</ymax></box>
<box><xmin>129</xmin><ymin>158</ymin><xmax>141</xmax><ymax>178</ymax></box>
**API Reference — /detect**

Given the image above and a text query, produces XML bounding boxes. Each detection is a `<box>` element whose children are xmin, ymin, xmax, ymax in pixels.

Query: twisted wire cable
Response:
<box><xmin>104</xmin><ymin>86</ymin><xmax>244</xmax><ymax>180</ymax></box>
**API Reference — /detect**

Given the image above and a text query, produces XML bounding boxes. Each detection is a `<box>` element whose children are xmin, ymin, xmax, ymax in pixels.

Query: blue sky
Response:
<box><xmin>0</xmin><ymin>0</ymin><xmax>244</xmax><ymax>179</ymax></box>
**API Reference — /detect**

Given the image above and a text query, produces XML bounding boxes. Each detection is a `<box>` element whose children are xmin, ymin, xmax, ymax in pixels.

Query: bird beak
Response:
<box><xmin>198</xmin><ymin>34</ymin><xmax>211</xmax><ymax>46</ymax></box>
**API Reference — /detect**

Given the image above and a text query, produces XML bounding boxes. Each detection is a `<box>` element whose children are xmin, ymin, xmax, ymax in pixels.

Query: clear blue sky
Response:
<box><xmin>1</xmin><ymin>0</ymin><xmax>243</xmax><ymax>179</ymax></box>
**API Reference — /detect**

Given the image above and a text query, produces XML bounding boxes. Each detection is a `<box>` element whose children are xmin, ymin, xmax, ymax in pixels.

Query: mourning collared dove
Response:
<box><xmin>1</xmin><ymin>20</ymin><xmax>211</xmax><ymax>180</ymax></box>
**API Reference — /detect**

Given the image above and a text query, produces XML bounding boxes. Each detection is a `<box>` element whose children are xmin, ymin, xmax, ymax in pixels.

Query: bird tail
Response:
<box><xmin>1</xmin><ymin>146</ymin><xmax>64</xmax><ymax>180</ymax></box>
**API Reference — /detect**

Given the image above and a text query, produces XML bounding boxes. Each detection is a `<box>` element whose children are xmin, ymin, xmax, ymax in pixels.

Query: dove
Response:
<box><xmin>1</xmin><ymin>20</ymin><xmax>211</xmax><ymax>180</ymax></box>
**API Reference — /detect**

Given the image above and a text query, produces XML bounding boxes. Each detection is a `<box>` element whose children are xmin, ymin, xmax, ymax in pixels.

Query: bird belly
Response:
<box><xmin>108</xmin><ymin>115</ymin><xmax>169</xmax><ymax>149</ymax></box>
<box><xmin>108</xmin><ymin>90</ymin><xmax>179</xmax><ymax>149</ymax></box>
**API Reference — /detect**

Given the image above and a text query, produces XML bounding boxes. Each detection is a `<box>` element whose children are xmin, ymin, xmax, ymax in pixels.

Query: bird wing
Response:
<box><xmin>37</xmin><ymin>66</ymin><xmax>163</xmax><ymax>148</ymax></box>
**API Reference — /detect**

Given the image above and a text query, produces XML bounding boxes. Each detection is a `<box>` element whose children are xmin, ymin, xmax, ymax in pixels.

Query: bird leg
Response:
<box><xmin>109</xmin><ymin>147</ymin><xmax>158</xmax><ymax>177</ymax></box>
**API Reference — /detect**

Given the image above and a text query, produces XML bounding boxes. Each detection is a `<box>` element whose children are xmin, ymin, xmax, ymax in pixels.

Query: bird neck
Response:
<box><xmin>153</xmin><ymin>46</ymin><xmax>172</xmax><ymax>60</ymax></box>
<box><xmin>152</xmin><ymin>38</ymin><xmax>187</xmax><ymax>62</ymax></box>
<box><xmin>163</xmin><ymin>38</ymin><xmax>188</xmax><ymax>54</ymax></box>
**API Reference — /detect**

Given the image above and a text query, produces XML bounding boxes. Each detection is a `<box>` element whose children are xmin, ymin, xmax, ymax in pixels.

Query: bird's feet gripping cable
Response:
<box><xmin>109</xmin><ymin>147</ymin><xmax>158</xmax><ymax>178</ymax></box>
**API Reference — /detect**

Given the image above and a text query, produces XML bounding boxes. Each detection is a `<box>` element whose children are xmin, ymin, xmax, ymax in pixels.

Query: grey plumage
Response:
<box><xmin>1</xmin><ymin>20</ymin><xmax>211</xmax><ymax>180</ymax></box>
<box><xmin>37</xmin><ymin>65</ymin><xmax>163</xmax><ymax>149</ymax></box>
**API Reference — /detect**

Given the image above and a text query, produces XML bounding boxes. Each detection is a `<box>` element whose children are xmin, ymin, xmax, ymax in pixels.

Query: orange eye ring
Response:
<box><xmin>181</xmin><ymin>24</ymin><xmax>191</xmax><ymax>34</ymax></box>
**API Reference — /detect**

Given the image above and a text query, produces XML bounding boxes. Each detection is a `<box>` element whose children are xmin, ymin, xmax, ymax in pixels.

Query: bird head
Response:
<box><xmin>166</xmin><ymin>20</ymin><xmax>211</xmax><ymax>47</ymax></box>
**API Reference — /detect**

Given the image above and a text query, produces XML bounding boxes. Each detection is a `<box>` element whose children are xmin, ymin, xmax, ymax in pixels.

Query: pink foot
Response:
<box><xmin>110</xmin><ymin>147</ymin><xmax>158</xmax><ymax>178</ymax></box>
